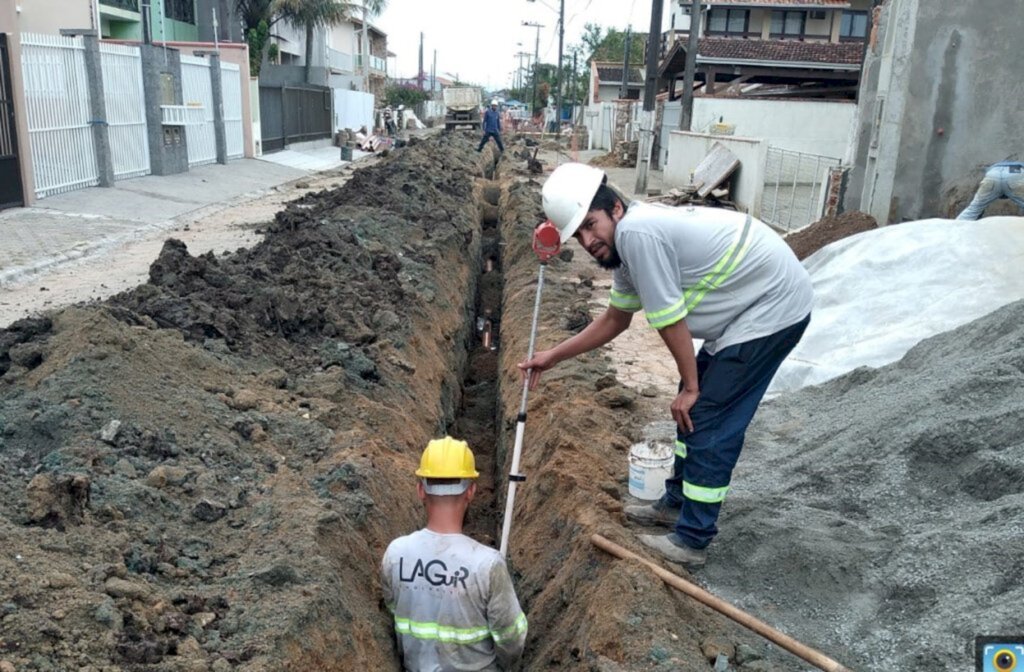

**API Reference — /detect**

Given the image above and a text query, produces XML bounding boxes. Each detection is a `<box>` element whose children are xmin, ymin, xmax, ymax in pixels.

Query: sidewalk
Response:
<box><xmin>0</xmin><ymin>157</ymin><xmax>329</xmax><ymax>288</ymax></box>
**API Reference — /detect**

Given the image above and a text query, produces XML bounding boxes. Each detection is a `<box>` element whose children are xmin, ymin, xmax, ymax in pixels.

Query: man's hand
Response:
<box><xmin>518</xmin><ymin>349</ymin><xmax>558</xmax><ymax>390</ymax></box>
<box><xmin>671</xmin><ymin>388</ymin><xmax>699</xmax><ymax>434</ymax></box>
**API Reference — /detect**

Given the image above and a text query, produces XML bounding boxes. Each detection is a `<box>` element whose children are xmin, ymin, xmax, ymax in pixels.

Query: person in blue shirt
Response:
<box><xmin>477</xmin><ymin>99</ymin><xmax>505</xmax><ymax>153</ymax></box>
<box><xmin>956</xmin><ymin>160</ymin><xmax>1024</xmax><ymax>220</ymax></box>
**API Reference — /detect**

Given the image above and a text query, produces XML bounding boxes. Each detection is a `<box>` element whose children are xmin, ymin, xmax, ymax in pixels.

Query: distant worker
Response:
<box><xmin>383</xmin><ymin>105</ymin><xmax>396</xmax><ymax>137</ymax></box>
<box><xmin>381</xmin><ymin>437</ymin><xmax>527</xmax><ymax>671</ymax></box>
<box><xmin>397</xmin><ymin>104</ymin><xmax>406</xmax><ymax>133</ymax></box>
<box><xmin>518</xmin><ymin>163</ymin><xmax>813</xmax><ymax>569</ymax></box>
<box><xmin>477</xmin><ymin>99</ymin><xmax>505</xmax><ymax>153</ymax></box>
<box><xmin>957</xmin><ymin>160</ymin><xmax>1024</xmax><ymax>220</ymax></box>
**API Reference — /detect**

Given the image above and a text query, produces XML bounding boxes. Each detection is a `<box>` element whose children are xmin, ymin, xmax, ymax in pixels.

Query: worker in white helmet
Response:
<box><xmin>477</xmin><ymin>99</ymin><xmax>504</xmax><ymax>153</ymax></box>
<box><xmin>518</xmin><ymin>163</ymin><xmax>813</xmax><ymax>569</ymax></box>
<box><xmin>381</xmin><ymin>437</ymin><xmax>527</xmax><ymax>671</ymax></box>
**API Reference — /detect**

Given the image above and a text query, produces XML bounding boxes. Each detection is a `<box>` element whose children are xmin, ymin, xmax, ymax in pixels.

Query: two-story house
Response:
<box><xmin>660</xmin><ymin>0</ymin><xmax>870</xmax><ymax>99</ymax></box>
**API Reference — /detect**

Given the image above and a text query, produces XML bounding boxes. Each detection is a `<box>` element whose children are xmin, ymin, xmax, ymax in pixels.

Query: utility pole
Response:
<box><xmin>635</xmin><ymin>0</ymin><xmax>664</xmax><ymax>195</ymax></box>
<box><xmin>432</xmin><ymin>49</ymin><xmax>436</xmax><ymax>95</ymax></box>
<box><xmin>571</xmin><ymin>49</ymin><xmax>578</xmax><ymax>126</ymax></box>
<box><xmin>418</xmin><ymin>32</ymin><xmax>424</xmax><ymax>91</ymax></box>
<box><xmin>619</xmin><ymin>25</ymin><xmax>632</xmax><ymax>99</ymax></box>
<box><xmin>679</xmin><ymin>0</ymin><xmax>701</xmax><ymax>130</ymax></box>
<box><xmin>522</xmin><ymin>21</ymin><xmax>543</xmax><ymax>116</ymax></box>
<box><xmin>555</xmin><ymin>0</ymin><xmax>564</xmax><ymax>134</ymax></box>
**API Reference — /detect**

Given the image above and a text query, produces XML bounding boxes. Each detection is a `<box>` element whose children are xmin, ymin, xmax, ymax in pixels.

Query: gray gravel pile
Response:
<box><xmin>704</xmin><ymin>299</ymin><xmax>1024</xmax><ymax>671</ymax></box>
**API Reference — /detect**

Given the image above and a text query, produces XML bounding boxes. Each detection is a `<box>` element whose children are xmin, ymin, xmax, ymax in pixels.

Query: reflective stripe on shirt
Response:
<box><xmin>645</xmin><ymin>214</ymin><xmax>752</xmax><ymax>329</ymax></box>
<box><xmin>392</xmin><ymin>612</ymin><xmax>527</xmax><ymax>646</ymax></box>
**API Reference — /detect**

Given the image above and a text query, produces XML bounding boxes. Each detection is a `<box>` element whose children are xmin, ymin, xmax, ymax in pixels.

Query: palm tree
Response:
<box><xmin>278</xmin><ymin>0</ymin><xmax>351</xmax><ymax>84</ymax></box>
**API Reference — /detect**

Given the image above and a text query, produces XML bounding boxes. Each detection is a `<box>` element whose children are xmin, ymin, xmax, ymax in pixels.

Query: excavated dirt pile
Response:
<box><xmin>0</xmin><ymin>133</ymin><xmax>815</xmax><ymax>672</ymax></box>
<box><xmin>784</xmin><ymin>211</ymin><xmax>878</xmax><ymax>261</ymax></box>
<box><xmin>0</xmin><ymin>135</ymin><xmax>485</xmax><ymax>671</ymax></box>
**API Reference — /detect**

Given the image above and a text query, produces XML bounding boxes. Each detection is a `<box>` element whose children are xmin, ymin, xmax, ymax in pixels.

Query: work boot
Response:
<box><xmin>638</xmin><ymin>533</ymin><xmax>707</xmax><ymax>569</ymax></box>
<box><xmin>624</xmin><ymin>500</ymin><xmax>680</xmax><ymax>528</ymax></box>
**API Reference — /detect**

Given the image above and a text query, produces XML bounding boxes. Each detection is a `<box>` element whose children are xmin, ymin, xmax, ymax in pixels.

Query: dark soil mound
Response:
<box><xmin>785</xmin><ymin>211</ymin><xmax>878</xmax><ymax>260</ymax></box>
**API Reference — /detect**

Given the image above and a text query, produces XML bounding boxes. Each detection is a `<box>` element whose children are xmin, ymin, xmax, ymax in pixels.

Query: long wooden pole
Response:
<box><xmin>590</xmin><ymin>534</ymin><xmax>853</xmax><ymax>672</ymax></box>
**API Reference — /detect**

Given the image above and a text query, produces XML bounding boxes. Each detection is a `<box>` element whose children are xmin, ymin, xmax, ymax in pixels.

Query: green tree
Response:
<box><xmin>385</xmin><ymin>85</ymin><xmax>430</xmax><ymax>108</ymax></box>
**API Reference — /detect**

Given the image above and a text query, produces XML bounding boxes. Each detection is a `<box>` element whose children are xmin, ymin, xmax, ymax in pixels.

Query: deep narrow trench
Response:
<box><xmin>449</xmin><ymin>177</ymin><xmax>505</xmax><ymax>547</ymax></box>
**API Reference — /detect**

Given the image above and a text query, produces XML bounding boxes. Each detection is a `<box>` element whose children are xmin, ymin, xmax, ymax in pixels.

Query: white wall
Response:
<box><xmin>691</xmin><ymin>97</ymin><xmax>855</xmax><ymax>159</ymax></box>
<box><xmin>334</xmin><ymin>89</ymin><xmax>374</xmax><ymax>133</ymax></box>
<box><xmin>666</xmin><ymin>131</ymin><xmax>769</xmax><ymax>216</ymax></box>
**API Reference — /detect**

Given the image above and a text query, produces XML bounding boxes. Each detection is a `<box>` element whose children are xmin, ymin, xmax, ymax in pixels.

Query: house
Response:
<box><xmin>660</xmin><ymin>0</ymin><xmax>871</xmax><ymax>99</ymax></box>
<box><xmin>587</xmin><ymin>63</ymin><xmax>646</xmax><ymax>103</ymax></box>
<box><xmin>264</xmin><ymin>10</ymin><xmax>388</xmax><ymax>98</ymax></box>
<box><xmin>0</xmin><ymin>0</ymin><xmax>253</xmax><ymax>208</ymax></box>
<box><xmin>843</xmin><ymin>0</ymin><xmax>1024</xmax><ymax>223</ymax></box>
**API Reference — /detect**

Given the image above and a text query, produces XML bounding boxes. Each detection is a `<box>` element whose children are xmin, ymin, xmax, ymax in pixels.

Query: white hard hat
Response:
<box><xmin>491</xmin><ymin>99</ymin><xmax>498</xmax><ymax>106</ymax></box>
<box><xmin>398</xmin><ymin>104</ymin><xmax>404</xmax><ymax>110</ymax></box>
<box><xmin>542</xmin><ymin>163</ymin><xmax>607</xmax><ymax>243</ymax></box>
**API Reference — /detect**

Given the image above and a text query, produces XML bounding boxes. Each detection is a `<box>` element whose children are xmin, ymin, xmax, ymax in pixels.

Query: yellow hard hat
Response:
<box><xmin>416</xmin><ymin>436</ymin><xmax>479</xmax><ymax>479</ymax></box>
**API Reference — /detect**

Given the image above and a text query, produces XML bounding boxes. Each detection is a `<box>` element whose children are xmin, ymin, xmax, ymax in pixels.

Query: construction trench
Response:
<box><xmin>1</xmin><ymin>134</ymin><xmax>1023</xmax><ymax>672</ymax></box>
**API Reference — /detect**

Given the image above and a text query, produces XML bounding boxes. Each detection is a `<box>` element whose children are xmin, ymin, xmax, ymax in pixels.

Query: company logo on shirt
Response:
<box><xmin>399</xmin><ymin>558</ymin><xmax>470</xmax><ymax>589</ymax></box>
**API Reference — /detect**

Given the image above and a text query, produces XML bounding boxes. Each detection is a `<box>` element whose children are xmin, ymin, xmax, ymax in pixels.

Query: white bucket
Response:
<box><xmin>628</xmin><ymin>441</ymin><xmax>674</xmax><ymax>500</ymax></box>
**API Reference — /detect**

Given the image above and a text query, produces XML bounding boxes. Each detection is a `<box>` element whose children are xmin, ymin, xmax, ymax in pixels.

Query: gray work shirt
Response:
<box><xmin>381</xmin><ymin>529</ymin><xmax>527</xmax><ymax>672</ymax></box>
<box><xmin>609</xmin><ymin>202</ymin><xmax>813</xmax><ymax>354</ymax></box>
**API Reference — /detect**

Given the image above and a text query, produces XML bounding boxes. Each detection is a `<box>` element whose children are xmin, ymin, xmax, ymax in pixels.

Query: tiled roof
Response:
<box><xmin>698</xmin><ymin>37</ymin><xmax>864</xmax><ymax>65</ymax></box>
<box><xmin>595</xmin><ymin>65</ymin><xmax>646</xmax><ymax>85</ymax></box>
<box><xmin>708</xmin><ymin>0</ymin><xmax>850</xmax><ymax>6</ymax></box>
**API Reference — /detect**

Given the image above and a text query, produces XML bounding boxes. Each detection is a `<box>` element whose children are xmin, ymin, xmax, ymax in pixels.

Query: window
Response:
<box><xmin>840</xmin><ymin>10</ymin><xmax>869</xmax><ymax>40</ymax></box>
<box><xmin>770</xmin><ymin>10</ymin><xmax>806</xmax><ymax>38</ymax></box>
<box><xmin>707</xmin><ymin>8</ymin><xmax>750</xmax><ymax>36</ymax></box>
<box><xmin>164</xmin><ymin>0</ymin><xmax>195</xmax><ymax>25</ymax></box>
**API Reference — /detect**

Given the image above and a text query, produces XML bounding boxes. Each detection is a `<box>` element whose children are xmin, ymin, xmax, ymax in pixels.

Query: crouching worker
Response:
<box><xmin>381</xmin><ymin>437</ymin><xmax>528</xmax><ymax>671</ymax></box>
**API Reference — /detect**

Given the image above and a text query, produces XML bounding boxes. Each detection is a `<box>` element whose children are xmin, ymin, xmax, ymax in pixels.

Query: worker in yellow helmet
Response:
<box><xmin>381</xmin><ymin>437</ymin><xmax>527</xmax><ymax>671</ymax></box>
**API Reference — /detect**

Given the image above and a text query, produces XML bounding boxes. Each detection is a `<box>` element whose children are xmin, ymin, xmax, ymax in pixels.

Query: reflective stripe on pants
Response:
<box><xmin>662</xmin><ymin>314</ymin><xmax>810</xmax><ymax>549</ymax></box>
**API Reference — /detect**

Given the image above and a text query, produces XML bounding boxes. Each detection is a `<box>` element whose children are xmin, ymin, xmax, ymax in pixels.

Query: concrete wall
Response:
<box><xmin>846</xmin><ymin>0</ymin><xmax>1024</xmax><ymax>223</ymax></box>
<box><xmin>666</xmin><ymin>131</ymin><xmax>769</xmax><ymax>216</ymax></box>
<box><xmin>691</xmin><ymin>97</ymin><xmax>855</xmax><ymax>158</ymax></box>
<box><xmin>9</xmin><ymin>1</ymin><xmax>93</xmax><ymax>34</ymax></box>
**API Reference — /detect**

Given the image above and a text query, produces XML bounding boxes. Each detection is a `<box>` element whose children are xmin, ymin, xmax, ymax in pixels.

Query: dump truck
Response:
<box><xmin>443</xmin><ymin>87</ymin><xmax>482</xmax><ymax>131</ymax></box>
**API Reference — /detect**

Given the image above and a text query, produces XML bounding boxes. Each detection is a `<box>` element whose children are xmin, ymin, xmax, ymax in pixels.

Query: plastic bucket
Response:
<box><xmin>340</xmin><ymin>145</ymin><xmax>353</xmax><ymax>161</ymax></box>
<box><xmin>628</xmin><ymin>441</ymin><xmax>674</xmax><ymax>500</ymax></box>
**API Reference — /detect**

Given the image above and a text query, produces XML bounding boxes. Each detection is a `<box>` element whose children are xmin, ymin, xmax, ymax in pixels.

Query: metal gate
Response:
<box><xmin>761</xmin><ymin>147</ymin><xmax>842</xmax><ymax>232</ymax></box>
<box><xmin>220</xmin><ymin>61</ymin><xmax>244</xmax><ymax>159</ymax></box>
<box><xmin>0</xmin><ymin>34</ymin><xmax>23</xmax><ymax>209</ymax></box>
<box><xmin>100</xmin><ymin>42</ymin><xmax>150</xmax><ymax>180</ymax></box>
<box><xmin>259</xmin><ymin>84</ymin><xmax>331</xmax><ymax>152</ymax></box>
<box><xmin>180</xmin><ymin>54</ymin><xmax>216</xmax><ymax>166</ymax></box>
<box><xmin>20</xmin><ymin>32</ymin><xmax>98</xmax><ymax>198</ymax></box>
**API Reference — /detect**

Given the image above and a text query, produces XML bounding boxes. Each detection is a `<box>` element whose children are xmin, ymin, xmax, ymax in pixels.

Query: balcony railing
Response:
<box><xmin>100</xmin><ymin>0</ymin><xmax>140</xmax><ymax>12</ymax></box>
<box><xmin>328</xmin><ymin>47</ymin><xmax>354</xmax><ymax>73</ymax></box>
<box><xmin>354</xmin><ymin>54</ymin><xmax>387</xmax><ymax>74</ymax></box>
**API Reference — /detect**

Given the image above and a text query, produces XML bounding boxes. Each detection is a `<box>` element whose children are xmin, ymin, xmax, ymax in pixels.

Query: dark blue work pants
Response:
<box><xmin>477</xmin><ymin>131</ymin><xmax>504</xmax><ymax>152</ymax></box>
<box><xmin>662</xmin><ymin>314</ymin><xmax>810</xmax><ymax>549</ymax></box>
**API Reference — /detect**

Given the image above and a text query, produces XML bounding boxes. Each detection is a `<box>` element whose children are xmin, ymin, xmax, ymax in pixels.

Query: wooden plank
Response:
<box><xmin>692</xmin><ymin>141</ymin><xmax>739</xmax><ymax>198</ymax></box>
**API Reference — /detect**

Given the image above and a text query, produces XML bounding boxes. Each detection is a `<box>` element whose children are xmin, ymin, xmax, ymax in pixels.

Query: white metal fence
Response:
<box><xmin>220</xmin><ymin>61</ymin><xmax>244</xmax><ymax>159</ymax></box>
<box><xmin>181</xmin><ymin>55</ymin><xmax>216</xmax><ymax>167</ymax></box>
<box><xmin>761</xmin><ymin>147</ymin><xmax>841</xmax><ymax>232</ymax></box>
<box><xmin>100</xmin><ymin>42</ymin><xmax>150</xmax><ymax>180</ymax></box>
<box><xmin>20</xmin><ymin>33</ymin><xmax>98</xmax><ymax>198</ymax></box>
<box><xmin>584</xmin><ymin>101</ymin><xmax>640</xmax><ymax>151</ymax></box>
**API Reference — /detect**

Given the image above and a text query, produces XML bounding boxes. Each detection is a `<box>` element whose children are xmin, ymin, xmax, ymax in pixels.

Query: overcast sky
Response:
<box><xmin>375</xmin><ymin>0</ymin><xmax>676</xmax><ymax>90</ymax></box>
